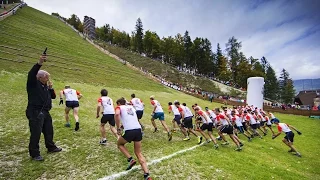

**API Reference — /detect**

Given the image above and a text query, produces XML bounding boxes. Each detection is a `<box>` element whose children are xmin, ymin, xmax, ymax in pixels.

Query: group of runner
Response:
<box><xmin>58</xmin><ymin>86</ymin><xmax>302</xmax><ymax>180</ymax></box>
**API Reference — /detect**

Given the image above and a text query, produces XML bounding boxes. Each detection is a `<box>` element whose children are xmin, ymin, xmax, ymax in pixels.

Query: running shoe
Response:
<box><xmin>295</xmin><ymin>153</ymin><xmax>302</xmax><ymax>157</ymax></box>
<box><xmin>240</xmin><ymin>142</ymin><xmax>244</xmax><ymax>147</ymax></box>
<box><xmin>168</xmin><ymin>132</ymin><xmax>172</xmax><ymax>141</ymax></box>
<box><xmin>100</xmin><ymin>140</ymin><xmax>107</xmax><ymax>145</ymax></box>
<box><xmin>235</xmin><ymin>147</ymin><xmax>242</xmax><ymax>151</ymax></box>
<box><xmin>221</xmin><ymin>142</ymin><xmax>229</xmax><ymax>145</ymax></box>
<box><xmin>197</xmin><ymin>136</ymin><xmax>203</xmax><ymax>144</ymax></box>
<box><xmin>214</xmin><ymin>144</ymin><xmax>219</xmax><ymax>149</ymax></box>
<box><xmin>75</xmin><ymin>122</ymin><xmax>79</xmax><ymax>131</ymax></box>
<box><xmin>65</xmin><ymin>123</ymin><xmax>71</xmax><ymax>128</ymax></box>
<box><xmin>126</xmin><ymin>159</ymin><xmax>136</xmax><ymax>170</ymax></box>
<box><xmin>153</xmin><ymin>128</ymin><xmax>158</xmax><ymax>133</ymax></box>
<box><xmin>183</xmin><ymin>137</ymin><xmax>190</xmax><ymax>141</ymax></box>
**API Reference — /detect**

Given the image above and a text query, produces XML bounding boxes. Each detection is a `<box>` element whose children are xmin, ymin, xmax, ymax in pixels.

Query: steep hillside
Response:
<box><xmin>0</xmin><ymin>6</ymin><xmax>166</xmax><ymax>92</ymax></box>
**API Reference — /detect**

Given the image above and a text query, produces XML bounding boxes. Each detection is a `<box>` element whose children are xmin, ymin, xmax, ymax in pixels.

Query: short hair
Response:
<box><xmin>101</xmin><ymin>89</ymin><xmax>108</xmax><ymax>96</ymax></box>
<box><xmin>36</xmin><ymin>70</ymin><xmax>50</xmax><ymax>79</ymax></box>
<box><xmin>174</xmin><ymin>101</ymin><xmax>180</xmax><ymax>105</ymax></box>
<box><xmin>65</xmin><ymin>85</ymin><xmax>70</xmax><ymax>89</ymax></box>
<box><xmin>116</xmin><ymin>97</ymin><xmax>126</xmax><ymax>105</ymax></box>
<box><xmin>194</xmin><ymin>107</ymin><xmax>200</xmax><ymax>111</ymax></box>
<box><xmin>131</xmin><ymin>93</ymin><xmax>135</xmax><ymax>98</ymax></box>
<box><xmin>215</xmin><ymin>108</ymin><xmax>220</xmax><ymax>112</ymax></box>
<box><xmin>168</xmin><ymin>102</ymin><xmax>172</xmax><ymax>105</ymax></box>
<box><xmin>150</xmin><ymin>95</ymin><xmax>155</xmax><ymax>100</ymax></box>
<box><xmin>182</xmin><ymin>103</ymin><xmax>186</xmax><ymax>106</ymax></box>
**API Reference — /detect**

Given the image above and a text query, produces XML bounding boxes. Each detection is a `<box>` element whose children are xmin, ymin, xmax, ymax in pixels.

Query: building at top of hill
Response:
<box><xmin>83</xmin><ymin>16</ymin><xmax>95</xmax><ymax>39</ymax></box>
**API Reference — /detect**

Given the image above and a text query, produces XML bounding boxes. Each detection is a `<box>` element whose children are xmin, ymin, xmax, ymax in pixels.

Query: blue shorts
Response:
<box><xmin>174</xmin><ymin>115</ymin><xmax>182</xmax><ymax>125</ymax></box>
<box><xmin>153</xmin><ymin>112</ymin><xmax>165</xmax><ymax>121</ymax></box>
<box><xmin>237</xmin><ymin>126</ymin><xmax>245</xmax><ymax>133</ymax></box>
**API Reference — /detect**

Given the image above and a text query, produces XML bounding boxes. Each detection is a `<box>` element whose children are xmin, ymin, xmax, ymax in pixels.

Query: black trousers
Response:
<box><xmin>26</xmin><ymin>109</ymin><xmax>57</xmax><ymax>157</ymax></box>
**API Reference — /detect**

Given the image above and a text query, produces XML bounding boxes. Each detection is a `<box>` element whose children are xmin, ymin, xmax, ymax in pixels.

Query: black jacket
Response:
<box><xmin>26</xmin><ymin>63</ymin><xmax>56</xmax><ymax>111</ymax></box>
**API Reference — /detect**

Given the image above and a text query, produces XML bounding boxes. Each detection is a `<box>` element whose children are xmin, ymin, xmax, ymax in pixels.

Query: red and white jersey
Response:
<box><xmin>181</xmin><ymin>106</ymin><xmax>193</xmax><ymax>118</ymax></box>
<box><xmin>169</xmin><ymin>105</ymin><xmax>181</xmax><ymax>115</ymax></box>
<box><xmin>265</xmin><ymin>116</ymin><xmax>272</xmax><ymax>125</ymax></box>
<box><xmin>98</xmin><ymin>96</ymin><xmax>115</xmax><ymax>114</ymax></box>
<box><xmin>206</xmin><ymin>110</ymin><xmax>216</xmax><ymax>120</ymax></box>
<box><xmin>277</xmin><ymin>123</ymin><xmax>291</xmax><ymax>133</ymax></box>
<box><xmin>233</xmin><ymin>109</ymin><xmax>240</xmax><ymax>116</ymax></box>
<box><xmin>217</xmin><ymin>113</ymin><xmax>229</xmax><ymax>126</ymax></box>
<box><xmin>257</xmin><ymin>113</ymin><xmax>265</xmax><ymax>121</ymax></box>
<box><xmin>62</xmin><ymin>88</ymin><xmax>80</xmax><ymax>101</ymax></box>
<box><xmin>130</xmin><ymin>98</ymin><xmax>144</xmax><ymax>111</ymax></box>
<box><xmin>269</xmin><ymin>113</ymin><xmax>276</xmax><ymax>119</ymax></box>
<box><xmin>115</xmin><ymin>105</ymin><xmax>141</xmax><ymax>131</ymax></box>
<box><xmin>197</xmin><ymin>110</ymin><xmax>212</xmax><ymax>124</ymax></box>
<box><xmin>151</xmin><ymin>100</ymin><xmax>163</xmax><ymax>113</ymax></box>
<box><xmin>232</xmin><ymin>115</ymin><xmax>243</xmax><ymax>127</ymax></box>
<box><xmin>245</xmin><ymin>114</ymin><xmax>257</xmax><ymax>125</ymax></box>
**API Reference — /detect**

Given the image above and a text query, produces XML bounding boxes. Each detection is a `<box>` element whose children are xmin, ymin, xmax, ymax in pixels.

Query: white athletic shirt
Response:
<box><xmin>217</xmin><ymin>113</ymin><xmax>229</xmax><ymax>126</ymax></box>
<box><xmin>151</xmin><ymin>100</ymin><xmax>163</xmax><ymax>113</ymax></box>
<box><xmin>269</xmin><ymin>113</ymin><xmax>276</xmax><ymax>119</ymax></box>
<box><xmin>115</xmin><ymin>105</ymin><xmax>141</xmax><ymax>131</ymax></box>
<box><xmin>277</xmin><ymin>123</ymin><xmax>291</xmax><ymax>133</ymax></box>
<box><xmin>206</xmin><ymin>110</ymin><xmax>216</xmax><ymax>120</ymax></box>
<box><xmin>169</xmin><ymin>105</ymin><xmax>180</xmax><ymax>115</ymax></box>
<box><xmin>245</xmin><ymin>114</ymin><xmax>257</xmax><ymax>125</ymax></box>
<box><xmin>198</xmin><ymin>110</ymin><xmax>212</xmax><ymax>124</ymax></box>
<box><xmin>62</xmin><ymin>88</ymin><xmax>80</xmax><ymax>101</ymax></box>
<box><xmin>257</xmin><ymin>113</ymin><xmax>266</xmax><ymax>122</ymax></box>
<box><xmin>130</xmin><ymin>98</ymin><xmax>144</xmax><ymax>111</ymax></box>
<box><xmin>98</xmin><ymin>96</ymin><xmax>115</xmax><ymax>114</ymax></box>
<box><xmin>181</xmin><ymin>106</ymin><xmax>193</xmax><ymax>118</ymax></box>
<box><xmin>232</xmin><ymin>115</ymin><xmax>243</xmax><ymax>127</ymax></box>
<box><xmin>265</xmin><ymin>116</ymin><xmax>272</xmax><ymax>125</ymax></box>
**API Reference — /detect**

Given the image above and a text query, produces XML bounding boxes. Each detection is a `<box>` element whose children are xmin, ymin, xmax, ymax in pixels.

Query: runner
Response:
<box><xmin>150</xmin><ymin>96</ymin><xmax>172</xmax><ymax>141</ymax></box>
<box><xmin>215</xmin><ymin>108</ymin><xmax>243</xmax><ymax>151</ymax></box>
<box><xmin>244</xmin><ymin>110</ymin><xmax>263</xmax><ymax>139</ymax></box>
<box><xmin>96</xmin><ymin>89</ymin><xmax>119</xmax><ymax>145</ymax></box>
<box><xmin>181</xmin><ymin>103</ymin><xmax>203</xmax><ymax>144</ymax></box>
<box><xmin>264</xmin><ymin>114</ymin><xmax>275</xmax><ymax>135</ymax></box>
<box><xmin>168</xmin><ymin>102</ymin><xmax>178</xmax><ymax>132</ymax></box>
<box><xmin>130</xmin><ymin>93</ymin><xmax>145</xmax><ymax>130</ymax></box>
<box><xmin>194</xmin><ymin>107</ymin><xmax>219</xmax><ymax>149</ymax></box>
<box><xmin>272</xmin><ymin>119</ymin><xmax>302</xmax><ymax>157</ymax></box>
<box><xmin>231</xmin><ymin>111</ymin><xmax>252</xmax><ymax>141</ymax></box>
<box><xmin>59</xmin><ymin>85</ymin><xmax>83</xmax><ymax>131</ymax></box>
<box><xmin>115</xmin><ymin>97</ymin><xmax>152</xmax><ymax>180</ymax></box>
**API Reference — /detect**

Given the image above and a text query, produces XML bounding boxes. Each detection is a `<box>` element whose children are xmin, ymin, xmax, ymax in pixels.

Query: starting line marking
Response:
<box><xmin>98</xmin><ymin>142</ymin><xmax>206</xmax><ymax>180</ymax></box>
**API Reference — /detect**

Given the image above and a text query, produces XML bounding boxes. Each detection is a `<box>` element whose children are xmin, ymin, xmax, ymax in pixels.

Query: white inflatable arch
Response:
<box><xmin>246</xmin><ymin>77</ymin><xmax>265</xmax><ymax>109</ymax></box>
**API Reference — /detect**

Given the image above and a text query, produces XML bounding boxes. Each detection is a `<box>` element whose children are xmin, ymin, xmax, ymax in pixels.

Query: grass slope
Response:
<box><xmin>0</xmin><ymin>6</ymin><xmax>320</xmax><ymax>180</ymax></box>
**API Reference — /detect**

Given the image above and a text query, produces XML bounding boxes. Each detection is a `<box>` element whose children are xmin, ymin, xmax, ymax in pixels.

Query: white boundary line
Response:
<box><xmin>98</xmin><ymin>142</ymin><xmax>206</xmax><ymax>180</ymax></box>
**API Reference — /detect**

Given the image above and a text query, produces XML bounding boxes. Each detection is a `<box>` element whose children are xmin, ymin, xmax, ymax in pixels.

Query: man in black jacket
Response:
<box><xmin>26</xmin><ymin>54</ymin><xmax>62</xmax><ymax>161</ymax></box>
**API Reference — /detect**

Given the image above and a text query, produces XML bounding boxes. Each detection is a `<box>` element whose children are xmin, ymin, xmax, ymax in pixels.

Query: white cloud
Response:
<box><xmin>25</xmin><ymin>0</ymin><xmax>320</xmax><ymax>79</ymax></box>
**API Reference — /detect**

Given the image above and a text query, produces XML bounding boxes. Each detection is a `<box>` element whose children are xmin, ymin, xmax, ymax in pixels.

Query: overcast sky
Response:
<box><xmin>26</xmin><ymin>0</ymin><xmax>320</xmax><ymax>80</ymax></box>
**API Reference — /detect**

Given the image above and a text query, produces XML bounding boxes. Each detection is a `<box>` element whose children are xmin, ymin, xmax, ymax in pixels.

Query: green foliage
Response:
<box><xmin>264</xmin><ymin>66</ymin><xmax>279</xmax><ymax>100</ymax></box>
<box><xmin>134</xmin><ymin>17</ymin><xmax>144</xmax><ymax>53</ymax></box>
<box><xmin>279</xmin><ymin>69</ymin><xmax>295</xmax><ymax>103</ymax></box>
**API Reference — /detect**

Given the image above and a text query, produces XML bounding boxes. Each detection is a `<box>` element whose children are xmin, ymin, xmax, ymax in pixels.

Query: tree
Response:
<box><xmin>279</xmin><ymin>69</ymin><xmax>295</xmax><ymax>104</ymax></box>
<box><xmin>264</xmin><ymin>66</ymin><xmax>279</xmax><ymax>101</ymax></box>
<box><xmin>134</xmin><ymin>18</ymin><xmax>144</xmax><ymax>54</ymax></box>
<box><xmin>67</xmin><ymin>14</ymin><xmax>82</xmax><ymax>31</ymax></box>
<box><xmin>144</xmin><ymin>31</ymin><xmax>161</xmax><ymax>58</ymax></box>
<box><xmin>226</xmin><ymin>36</ymin><xmax>242</xmax><ymax>84</ymax></box>
<box><xmin>183</xmin><ymin>31</ymin><xmax>193</xmax><ymax>69</ymax></box>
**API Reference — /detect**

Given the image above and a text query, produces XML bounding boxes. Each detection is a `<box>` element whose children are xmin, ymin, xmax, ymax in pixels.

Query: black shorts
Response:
<box><xmin>136</xmin><ymin>110</ymin><xmax>143</xmax><ymax>119</ymax></box>
<box><xmin>267</xmin><ymin>124</ymin><xmax>272</xmax><ymax>127</ymax></box>
<box><xmin>220</xmin><ymin>125</ymin><xmax>234</xmax><ymax>134</ymax></box>
<box><xmin>174</xmin><ymin>115</ymin><xmax>182</xmax><ymax>125</ymax></box>
<box><xmin>183</xmin><ymin>117</ymin><xmax>193</xmax><ymax>128</ymax></box>
<box><xmin>250</xmin><ymin>124</ymin><xmax>258</xmax><ymax>130</ymax></box>
<box><xmin>122</xmin><ymin>129</ymin><xmax>142</xmax><ymax>143</ymax></box>
<box><xmin>242</xmin><ymin>122</ymin><xmax>248</xmax><ymax>131</ymax></box>
<box><xmin>260</xmin><ymin>121</ymin><xmax>266</xmax><ymax>126</ymax></box>
<box><xmin>101</xmin><ymin>114</ymin><xmax>115</xmax><ymax>126</ymax></box>
<box><xmin>284</xmin><ymin>131</ymin><xmax>294</xmax><ymax>142</ymax></box>
<box><xmin>201</xmin><ymin>123</ymin><xmax>213</xmax><ymax>132</ymax></box>
<box><xmin>66</xmin><ymin>101</ymin><xmax>79</xmax><ymax>109</ymax></box>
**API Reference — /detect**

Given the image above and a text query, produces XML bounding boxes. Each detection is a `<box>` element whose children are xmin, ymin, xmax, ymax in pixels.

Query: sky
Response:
<box><xmin>25</xmin><ymin>0</ymin><xmax>320</xmax><ymax>80</ymax></box>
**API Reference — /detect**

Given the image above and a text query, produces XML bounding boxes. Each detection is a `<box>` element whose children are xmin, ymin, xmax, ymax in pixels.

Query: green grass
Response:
<box><xmin>0</xmin><ymin>6</ymin><xmax>320</xmax><ymax>180</ymax></box>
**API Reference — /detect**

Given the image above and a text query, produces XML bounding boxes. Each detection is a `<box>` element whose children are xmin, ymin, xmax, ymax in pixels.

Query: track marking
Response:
<box><xmin>98</xmin><ymin>142</ymin><xmax>206</xmax><ymax>180</ymax></box>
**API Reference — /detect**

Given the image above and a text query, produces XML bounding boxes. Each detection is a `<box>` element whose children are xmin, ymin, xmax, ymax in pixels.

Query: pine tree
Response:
<box><xmin>264</xmin><ymin>66</ymin><xmax>279</xmax><ymax>100</ymax></box>
<box><xmin>183</xmin><ymin>31</ymin><xmax>193</xmax><ymax>69</ymax></box>
<box><xmin>226</xmin><ymin>36</ymin><xmax>241</xmax><ymax>84</ymax></box>
<box><xmin>279</xmin><ymin>69</ymin><xmax>295</xmax><ymax>104</ymax></box>
<box><xmin>134</xmin><ymin>18</ymin><xmax>144</xmax><ymax>54</ymax></box>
